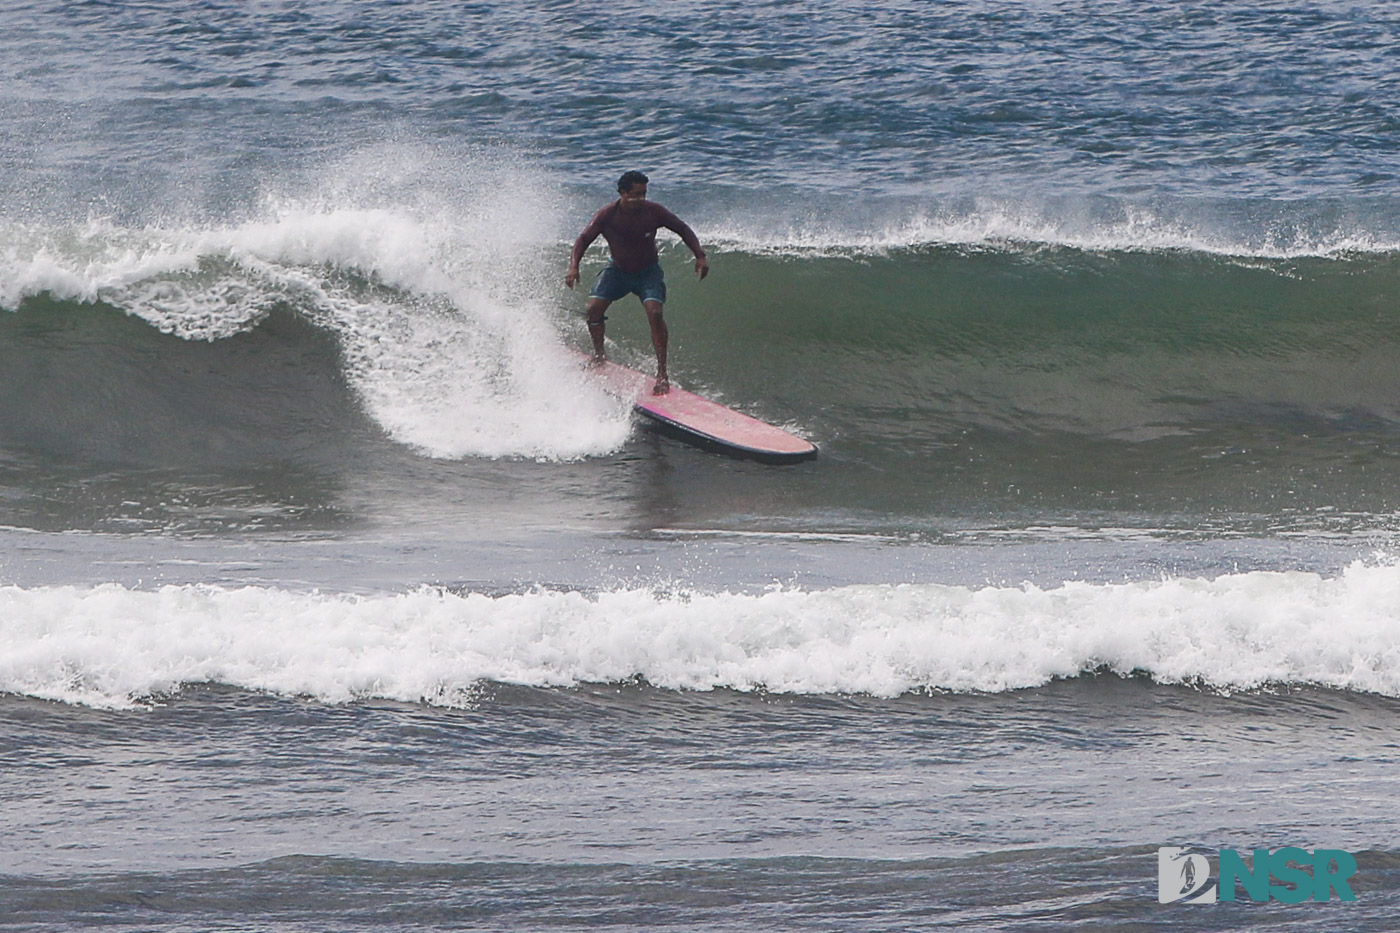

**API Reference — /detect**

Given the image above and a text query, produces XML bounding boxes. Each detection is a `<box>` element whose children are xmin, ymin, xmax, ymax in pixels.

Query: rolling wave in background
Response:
<box><xmin>4</xmin><ymin>557</ymin><xmax>1400</xmax><ymax>708</ymax></box>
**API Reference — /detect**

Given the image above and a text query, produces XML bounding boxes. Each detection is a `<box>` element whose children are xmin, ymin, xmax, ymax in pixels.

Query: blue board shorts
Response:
<box><xmin>590</xmin><ymin>262</ymin><xmax>667</xmax><ymax>304</ymax></box>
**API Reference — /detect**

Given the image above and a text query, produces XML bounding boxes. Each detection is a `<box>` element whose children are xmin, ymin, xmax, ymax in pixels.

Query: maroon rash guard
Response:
<box><xmin>570</xmin><ymin>200</ymin><xmax>706</xmax><ymax>274</ymax></box>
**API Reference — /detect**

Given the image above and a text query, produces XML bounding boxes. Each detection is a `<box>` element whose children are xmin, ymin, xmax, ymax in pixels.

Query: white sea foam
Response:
<box><xmin>703</xmin><ymin>197</ymin><xmax>1400</xmax><ymax>260</ymax></box>
<box><xmin>5</xmin><ymin>560</ymin><xmax>1400</xmax><ymax>708</ymax></box>
<box><xmin>0</xmin><ymin>145</ymin><xmax>631</xmax><ymax>460</ymax></box>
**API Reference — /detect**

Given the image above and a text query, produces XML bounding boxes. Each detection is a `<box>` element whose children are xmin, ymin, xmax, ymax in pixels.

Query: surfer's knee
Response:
<box><xmin>644</xmin><ymin>300</ymin><xmax>665</xmax><ymax>321</ymax></box>
<box><xmin>586</xmin><ymin>299</ymin><xmax>610</xmax><ymax>325</ymax></box>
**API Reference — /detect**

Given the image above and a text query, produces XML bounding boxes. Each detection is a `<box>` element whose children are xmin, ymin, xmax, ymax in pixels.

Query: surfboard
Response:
<box><xmin>574</xmin><ymin>351</ymin><xmax>817</xmax><ymax>463</ymax></box>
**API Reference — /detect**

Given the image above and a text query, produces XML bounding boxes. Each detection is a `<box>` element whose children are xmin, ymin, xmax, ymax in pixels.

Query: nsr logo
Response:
<box><xmin>1158</xmin><ymin>847</ymin><xmax>1359</xmax><ymax>904</ymax></box>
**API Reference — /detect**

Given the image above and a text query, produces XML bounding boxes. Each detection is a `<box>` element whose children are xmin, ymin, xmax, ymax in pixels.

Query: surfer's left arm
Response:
<box><xmin>661</xmin><ymin>208</ymin><xmax>709</xmax><ymax>280</ymax></box>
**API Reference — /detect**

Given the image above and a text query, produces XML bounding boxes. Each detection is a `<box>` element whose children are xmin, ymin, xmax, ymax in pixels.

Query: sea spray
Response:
<box><xmin>0</xmin><ymin>145</ymin><xmax>633</xmax><ymax>460</ymax></box>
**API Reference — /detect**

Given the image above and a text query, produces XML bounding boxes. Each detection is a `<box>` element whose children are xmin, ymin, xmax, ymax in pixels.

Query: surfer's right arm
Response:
<box><xmin>566</xmin><ymin>205</ymin><xmax>612</xmax><ymax>288</ymax></box>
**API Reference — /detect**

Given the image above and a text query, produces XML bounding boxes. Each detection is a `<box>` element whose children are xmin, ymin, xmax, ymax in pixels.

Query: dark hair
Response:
<box><xmin>617</xmin><ymin>170</ymin><xmax>649</xmax><ymax>193</ymax></box>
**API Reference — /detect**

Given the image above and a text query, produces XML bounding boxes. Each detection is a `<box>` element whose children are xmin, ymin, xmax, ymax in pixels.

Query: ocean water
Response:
<box><xmin>3</xmin><ymin>1</ymin><xmax>1400</xmax><ymax>929</ymax></box>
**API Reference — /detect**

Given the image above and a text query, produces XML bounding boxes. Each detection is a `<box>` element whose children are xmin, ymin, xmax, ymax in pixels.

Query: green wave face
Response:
<box><xmin>7</xmin><ymin>241</ymin><xmax>1400</xmax><ymax>537</ymax></box>
<box><xmin>608</xmin><ymin>245</ymin><xmax>1400</xmax><ymax>531</ymax></box>
<box><xmin>664</xmin><ymin>246</ymin><xmax>1400</xmax><ymax>434</ymax></box>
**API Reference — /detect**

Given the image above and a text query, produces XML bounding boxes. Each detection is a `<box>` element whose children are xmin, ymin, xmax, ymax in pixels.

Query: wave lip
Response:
<box><xmin>4</xmin><ymin>560</ymin><xmax>1400</xmax><ymax>708</ymax></box>
<box><xmin>700</xmin><ymin>196</ymin><xmax>1400</xmax><ymax>259</ymax></box>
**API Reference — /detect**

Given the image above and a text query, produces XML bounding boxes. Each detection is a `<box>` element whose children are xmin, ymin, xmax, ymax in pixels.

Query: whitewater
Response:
<box><xmin>5</xmin><ymin>560</ymin><xmax>1400</xmax><ymax>709</ymax></box>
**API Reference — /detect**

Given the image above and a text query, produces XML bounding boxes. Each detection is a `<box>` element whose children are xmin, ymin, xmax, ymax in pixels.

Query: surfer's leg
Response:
<box><xmin>585</xmin><ymin>298</ymin><xmax>611</xmax><ymax>360</ymax></box>
<box><xmin>644</xmin><ymin>299</ymin><xmax>668</xmax><ymax>394</ymax></box>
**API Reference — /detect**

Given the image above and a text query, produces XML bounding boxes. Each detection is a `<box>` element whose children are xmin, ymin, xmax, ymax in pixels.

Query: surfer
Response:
<box><xmin>565</xmin><ymin>171</ymin><xmax>708</xmax><ymax>395</ymax></box>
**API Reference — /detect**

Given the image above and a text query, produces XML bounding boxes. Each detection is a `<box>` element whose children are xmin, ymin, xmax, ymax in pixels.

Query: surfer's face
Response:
<box><xmin>619</xmin><ymin>182</ymin><xmax>648</xmax><ymax>209</ymax></box>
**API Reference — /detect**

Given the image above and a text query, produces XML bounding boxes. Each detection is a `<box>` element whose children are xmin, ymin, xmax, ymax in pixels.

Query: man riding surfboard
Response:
<box><xmin>565</xmin><ymin>171</ymin><xmax>708</xmax><ymax>395</ymax></box>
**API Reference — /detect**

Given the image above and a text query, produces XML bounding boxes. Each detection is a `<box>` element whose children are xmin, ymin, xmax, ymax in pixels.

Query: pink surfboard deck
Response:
<box><xmin>574</xmin><ymin>351</ymin><xmax>817</xmax><ymax>463</ymax></box>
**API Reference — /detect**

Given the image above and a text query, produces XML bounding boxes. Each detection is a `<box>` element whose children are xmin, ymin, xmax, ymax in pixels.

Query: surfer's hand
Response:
<box><xmin>565</xmin><ymin>267</ymin><xmax>580</xmax><ymax>288</ymax></box>
<box><xmin>694</xmin><ymin>257</ymin><xmax>709</xmax><ymax>280</ymax></box>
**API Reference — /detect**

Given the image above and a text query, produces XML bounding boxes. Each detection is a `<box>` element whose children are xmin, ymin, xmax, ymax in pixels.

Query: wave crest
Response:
<box><xmin>6</xmin><ymin>561</ymin><xmax>1400</xmax><ymax>708</ymax></box>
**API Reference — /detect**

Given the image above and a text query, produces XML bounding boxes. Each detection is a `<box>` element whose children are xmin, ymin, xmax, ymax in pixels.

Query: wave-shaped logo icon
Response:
<box><xmin>1158</xmin><ymin>847</ymin><xmax>1217</xmax><ymax>903</ymax></box>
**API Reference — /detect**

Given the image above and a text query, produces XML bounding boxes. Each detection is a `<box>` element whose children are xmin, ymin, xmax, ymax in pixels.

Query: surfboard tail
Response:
<box><xmin>573</xmin><ymin>350</ymin><xmax>817</xmax><ymax>463</ymax></box>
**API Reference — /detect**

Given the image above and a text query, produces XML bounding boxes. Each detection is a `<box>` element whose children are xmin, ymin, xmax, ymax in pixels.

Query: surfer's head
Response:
<box><xmin>617</xmin><ymin>170</ymin><xmax>649</xmax><ymax>195</ymax></box>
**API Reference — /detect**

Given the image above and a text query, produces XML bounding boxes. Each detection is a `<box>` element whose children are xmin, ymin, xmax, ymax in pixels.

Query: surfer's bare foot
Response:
<box><xmin>652</xmin><ymin>376</ymin><xmax>670</xmax><ymax>395</ymax></box>
<box><xmin>588</xmin><ymin>352</ymin><xmax>606</xmax><ymax>367</ymax></box>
